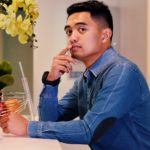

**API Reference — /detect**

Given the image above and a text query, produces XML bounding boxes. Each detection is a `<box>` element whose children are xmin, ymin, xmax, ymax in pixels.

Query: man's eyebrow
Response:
<box><xmin>64</xmin><ymin>25</ymin><xmax>70</xmax><ymax>31</ymax></box>
<box><xmin>64</xmin><ymin>22</ymin><xmax>88</xmax><ymax>31</ymax></box>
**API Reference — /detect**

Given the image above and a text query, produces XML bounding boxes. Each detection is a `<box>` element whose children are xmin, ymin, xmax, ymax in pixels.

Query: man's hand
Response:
<box><xmin>47</xmin><ymin>45</ymin><xmax>76</xmax><ymax>81</ymax></box>
<box><xmin>0</xmin><ymin>112</ymin><xmax>29</xmax><ymax>136</ymax></box>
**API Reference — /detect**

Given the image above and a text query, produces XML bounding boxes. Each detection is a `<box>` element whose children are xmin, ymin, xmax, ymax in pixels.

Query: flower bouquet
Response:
<box><xmin>0</xmin><ymin>0</ymin><xmax>39</xmax><ymax>46</ymax></box>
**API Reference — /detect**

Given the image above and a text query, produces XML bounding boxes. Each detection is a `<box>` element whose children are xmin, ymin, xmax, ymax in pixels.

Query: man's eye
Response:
<box><xmin>65</xmin><ymin>30</ymin><xmax>72</xmax><ymax>36</ymax></box>
<box><xmin>79</xmin><ymin>27</ymin><xmax>86</xmax><ymax>33</ymax></box>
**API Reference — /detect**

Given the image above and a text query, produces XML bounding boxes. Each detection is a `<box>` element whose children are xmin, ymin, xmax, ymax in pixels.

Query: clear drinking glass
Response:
<box><xmin>2</xmin><ymin>91</ymin><xmax>27</xmax><ymax>113</ymax></box>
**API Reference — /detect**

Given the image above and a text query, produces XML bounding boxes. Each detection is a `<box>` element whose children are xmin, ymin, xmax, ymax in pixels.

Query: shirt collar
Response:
<box><xmin>83</xmin><ymin>47</ymin><xmax>118</xmax><ymax>79</ymax></box>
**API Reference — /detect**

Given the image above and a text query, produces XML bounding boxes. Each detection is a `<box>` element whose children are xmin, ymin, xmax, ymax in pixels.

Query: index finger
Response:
<box><xmin>58</xmin><ymin>45</ymin><xmax>72</xmax><ymax>55</ymax></box>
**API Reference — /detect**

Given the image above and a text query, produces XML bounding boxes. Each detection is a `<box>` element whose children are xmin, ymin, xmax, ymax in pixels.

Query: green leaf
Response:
<box><xmin>0</xmin><ymin>60</ymin><xmax>13</xmax><ymax>76</ymax></box>
<box><xmin>0</xmin><ymin>74</ymin><xmax>14</xmax><ymax>90</ymax></box>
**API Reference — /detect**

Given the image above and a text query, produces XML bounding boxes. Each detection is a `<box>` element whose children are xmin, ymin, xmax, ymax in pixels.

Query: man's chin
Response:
<box><xmin>71</xmin><ymin>54</ymin><xmax>80</xmax><ymax>60</ymax></box>
<box><xmin>71</xmin><ymin>53</ymin><xmax>77</xmax><ymax>58</ymax></box>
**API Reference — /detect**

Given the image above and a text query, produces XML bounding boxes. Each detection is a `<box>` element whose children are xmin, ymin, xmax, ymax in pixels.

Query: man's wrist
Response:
<box><xmin>42</xmin><ymin>71</ymin><xmax>60</xmax><ymax>86</ymax></box>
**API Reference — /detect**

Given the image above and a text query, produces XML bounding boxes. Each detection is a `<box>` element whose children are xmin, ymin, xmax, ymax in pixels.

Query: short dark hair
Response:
<box><xmin>67</xmin><ymin>0</ymin><xmax>113</xmax><ymax>40</ymax></box>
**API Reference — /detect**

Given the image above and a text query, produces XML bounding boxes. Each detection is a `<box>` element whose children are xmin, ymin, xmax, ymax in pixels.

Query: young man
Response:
<box><xmin>0</xmin><ymin>1</ymin><xmax>150</xmax><ymax>150</ymax></box>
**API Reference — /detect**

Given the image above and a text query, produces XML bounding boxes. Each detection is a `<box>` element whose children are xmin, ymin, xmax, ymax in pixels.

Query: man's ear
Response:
<box><xmin>101</xmin><ymin>28</ymin><xmax>112</xmax><ymax>43</ymax></box>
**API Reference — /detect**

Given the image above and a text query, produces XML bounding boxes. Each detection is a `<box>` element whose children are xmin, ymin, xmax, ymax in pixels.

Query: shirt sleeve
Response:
<box><xmin>39</xmin><ymin>80</ymin><xmax>79</xmax><ymax>121</ymax></box>
<box><xmin>29</xmin><ymin>63</ymin><xmax>141</xmax><ymax>144</ymax></box>
<box><xmin>38</xmin><ymin>84</ymin><xmax>58</xmax><ymax>121</ymax></box>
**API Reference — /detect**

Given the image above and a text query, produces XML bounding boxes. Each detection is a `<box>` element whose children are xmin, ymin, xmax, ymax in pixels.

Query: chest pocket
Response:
<box><xmin>78</xmin><ymin>66</ymin><xmax>114</xmax><ymax>119</ymax></box>
<box><xmin>77</xmin><ymin>74</ymin><xmax>104</xmax><ymax>119</ymax></box>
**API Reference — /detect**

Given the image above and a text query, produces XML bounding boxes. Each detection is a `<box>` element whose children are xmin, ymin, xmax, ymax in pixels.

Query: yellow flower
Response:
<box><xmin>8</xmin><ymin>2</ymin><xmax>18</xmax><ymax>13</ymax></box>
<box><xmin>20</xmin><ymin>18</ymin><xmax>31</xmax><ymax>32</ymax></box>
<box><xmin>16</xmin><ymin>16</ymin><xmax>33</xmax><ymax>43</ymax></box>
<box><xmin>0</xmin><ymin>14</ymin><xmax>6</xmax><ymax>29</ymax></box>
<box><xmin>25</xmin><ymin>0</ymin><xmax>34</xmax><ymax>6</ymax></box>
<box><xmin>6</xmin><ymin>22</ymin><xmax>18</xmax><ymax>37</ymax></box>
<box><xmin>0</xmin><ymin>0</ymin><xmax>39</xmax><ymax>45</ymax></box>
<box><xmin>18</xmin><ymin>33</ymin><xmax>28</xmax><ymax>44</ymax></box>
<box><xmin>28</xmin><ymin>4</ymin><xmax>39</xmax><ymax>21</ymax></box>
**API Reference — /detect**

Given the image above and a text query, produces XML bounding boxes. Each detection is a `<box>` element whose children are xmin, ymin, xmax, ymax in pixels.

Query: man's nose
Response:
<box><xmin>69</xmin><ymin>31</ymin><xmax>78</xmax><ymax>44</ymax></box>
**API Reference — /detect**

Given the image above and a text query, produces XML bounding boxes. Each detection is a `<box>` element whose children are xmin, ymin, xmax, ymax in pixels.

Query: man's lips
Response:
<box><xmin>71</xmin><ymin>45</ymin><xmax>81</xmax><ymax>51</ymax></box>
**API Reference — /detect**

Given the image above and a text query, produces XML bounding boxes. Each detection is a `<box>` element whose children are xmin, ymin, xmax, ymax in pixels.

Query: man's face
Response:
<box><xmin>65</xmin><ymin>12</ymin><xmax>106</xmax><ymax>66</ymax></box>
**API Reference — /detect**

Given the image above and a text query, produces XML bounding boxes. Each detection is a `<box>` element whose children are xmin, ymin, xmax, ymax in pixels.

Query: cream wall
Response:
<box><xmin>147</xmin><ymin>0</ymin><xmax>150</xmax><ymax>86</ymax></box>
<box><xmin>119</xmin><ymin>0</ymin><xmax>147</xmax><ymax>80</ymax></box>
<box><xmin>34</xmin><ymin>0</ymin><xmax>74</xmax><ymax>109</ymax></box>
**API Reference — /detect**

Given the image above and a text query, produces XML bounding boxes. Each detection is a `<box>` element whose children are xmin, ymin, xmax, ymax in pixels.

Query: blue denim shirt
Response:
<box><xmin>28</xmin><ymin>47</ymin><xmax>150</xmax><ymax>150</ymax></box>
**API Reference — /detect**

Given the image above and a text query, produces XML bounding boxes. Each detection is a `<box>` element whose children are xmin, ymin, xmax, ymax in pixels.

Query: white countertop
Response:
<box><xmin>0</xmin><ymin>132</ymin><xmax>62</xmax><ymax>150</ymax></box>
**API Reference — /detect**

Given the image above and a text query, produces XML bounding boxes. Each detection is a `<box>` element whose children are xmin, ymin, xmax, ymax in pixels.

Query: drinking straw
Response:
<box><xmin>18</xmin><ymin>61</ymin><xmax>35</xmax><ymax>120</ymax></box>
